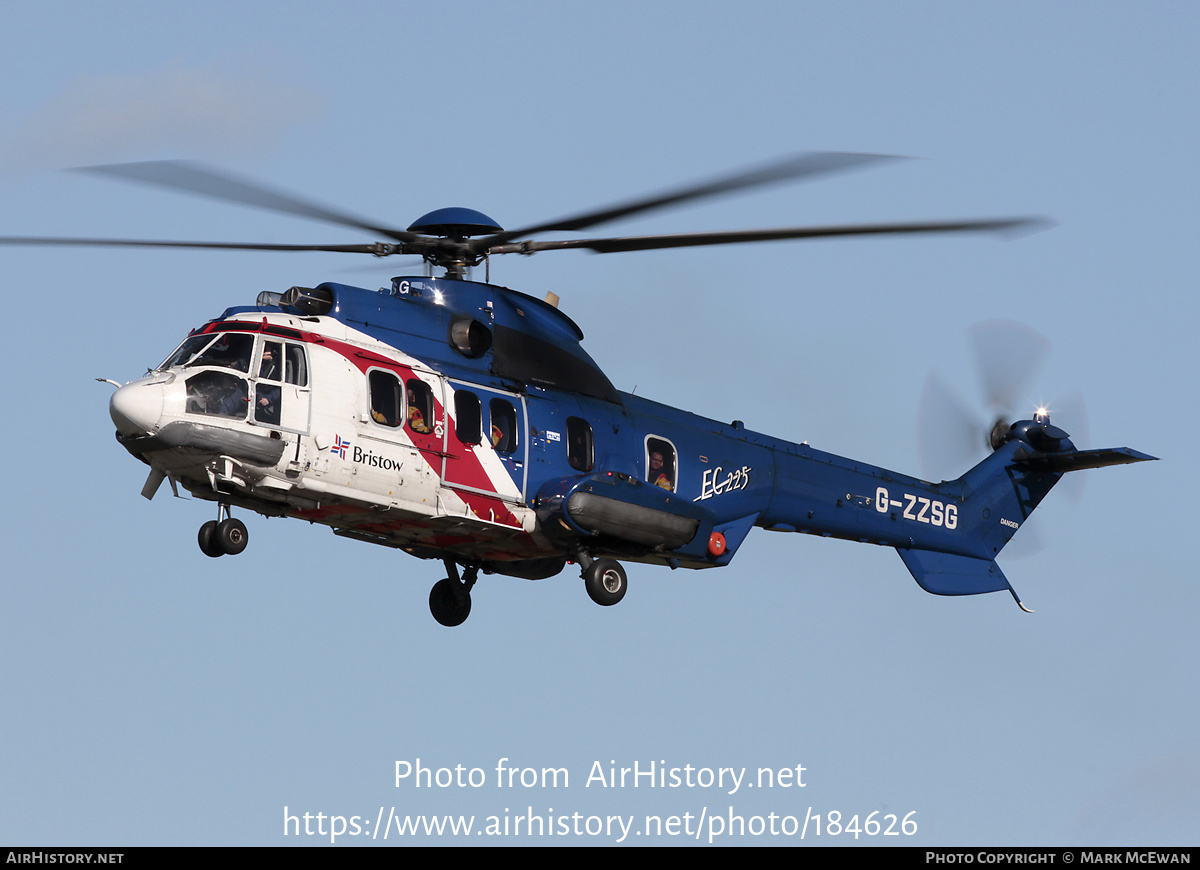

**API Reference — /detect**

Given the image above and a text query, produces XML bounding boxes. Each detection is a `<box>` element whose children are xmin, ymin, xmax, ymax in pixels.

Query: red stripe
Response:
<box><xmin>315</xmin><ymin>335</ymin><xmax>522</xmax><ymax>524</ymax></box>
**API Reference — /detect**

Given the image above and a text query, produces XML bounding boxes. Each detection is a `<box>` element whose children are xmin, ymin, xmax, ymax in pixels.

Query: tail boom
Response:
<box><xmin>895</xmin><ymin>421</ymin><xmax>1156</xmax><ymax>605</ymax></box>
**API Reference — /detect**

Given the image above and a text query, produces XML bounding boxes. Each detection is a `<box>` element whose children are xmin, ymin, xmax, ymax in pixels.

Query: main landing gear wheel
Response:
<box><xmin>198</xmin><ymin>521</ymin><xmax>223</xmax><ymax>558</ymax></box>
<box><xmin>215</xmin><ymin>518</ymin><xmax>248</xmax><ymax>555</ymax></box>
<box><xmin>197</xmin><ymin>517</ymin><xmax>249</xmax><ymax>557</ymax></box>
<box><xmin>584</xmin><ymin>558</ymin><xmax>627</xmax><ymax>607</ymax></box>
<box><xmin>429</xmin><ymin>577</ymin><xmax>472</xmax><ymax>627</ymax></box>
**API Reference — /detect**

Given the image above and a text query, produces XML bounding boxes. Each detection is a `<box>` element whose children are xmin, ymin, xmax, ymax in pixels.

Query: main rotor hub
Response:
<box><xmin>407</xmin><ymin>207</ymin><xmax>503</xmax><ymax>238</ymax></box>
<box><xmin>407</xmin><ymin>208</ymin><xmax>504</xmax><ymax>279</ymax></box>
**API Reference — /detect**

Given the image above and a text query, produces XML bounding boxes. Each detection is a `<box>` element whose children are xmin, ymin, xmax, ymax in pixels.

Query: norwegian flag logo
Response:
<box><xmin>331</xmin><ymin>434</ymin><xmax>350</xmax><ymax>459</ymax></box>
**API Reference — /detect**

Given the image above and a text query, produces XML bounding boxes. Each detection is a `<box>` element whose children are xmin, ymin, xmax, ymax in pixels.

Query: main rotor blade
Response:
<box><xmin>76</xmin><ymin>161</ymin><xmax>421</xmax><ymax>244</ymax></box>
<box><xmin>488</xmin><ymin>218</ymin><xmax>1043</xmax><ymax>255</ymax></box>
<box><xmin>479</xmin><ymin>151</ymin><xmax>898</xmax><ymax>251</ymax></box>
<box><xmin>0</xmin><ymin>236</ymin><xmax>395</xmax><ymax>255</ymax></box>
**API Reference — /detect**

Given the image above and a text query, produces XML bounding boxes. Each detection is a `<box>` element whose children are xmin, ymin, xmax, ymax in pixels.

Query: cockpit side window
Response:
<box><xmin>258</xmin><ymin>341</ymin><xmax>284</xmax><ymax>381</ymax></box>
<box><xmin>254</xmin><ymin>341</ymin><xmax>284</xmax><ymax>425</ymax></box>
<box><xmin>186</xmin><ymin>371</ymin><xmax>248</xmax><ymax>419</ymax></box>
<box><xmin>284</xmin><ymin>343</ymin><xmax>308</xmax><ymax>386</ymax></box>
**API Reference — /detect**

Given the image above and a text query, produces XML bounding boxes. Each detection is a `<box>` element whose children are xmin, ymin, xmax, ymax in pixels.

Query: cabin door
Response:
<box><xmin>440</xmin><ymin>379</ymin><xmax>527</xmax><ymax>504</ymax></box>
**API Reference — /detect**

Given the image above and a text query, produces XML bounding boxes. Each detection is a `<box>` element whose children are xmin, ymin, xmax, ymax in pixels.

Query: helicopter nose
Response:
<box><xmin>110</xmin><ymin>381</ymin><xmax>164</xmax><ymax>435</ymax></box>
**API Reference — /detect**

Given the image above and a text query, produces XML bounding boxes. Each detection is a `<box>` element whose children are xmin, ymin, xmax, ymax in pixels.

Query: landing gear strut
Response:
<box><xmin>197</xmin><ymin>504</ymin><xmax>248</xmax><ymax>558</ymax></box>
<box><xmin>578</xmin><ymin>553</ymin><xmax>628</xmax><ymax>607</ymax></box>
<box><xmin>429</xmin><ymin>560</ymin><xmax>478</xmax><ymax>627</ymax></box>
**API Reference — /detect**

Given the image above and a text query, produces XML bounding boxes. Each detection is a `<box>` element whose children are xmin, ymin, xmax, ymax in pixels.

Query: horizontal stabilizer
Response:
<box><xmin>898</xmin><ymin>548</ymin><xmax>1010</xmax><ymax>596</ymax></box>
<box><xmin>1022</xmin><ymin>446</ymin><xmax>1157</xmax><ymax>472</ymax></box>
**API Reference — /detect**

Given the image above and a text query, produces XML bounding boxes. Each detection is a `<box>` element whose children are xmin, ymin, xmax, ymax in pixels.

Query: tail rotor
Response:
<box><xmin>918</xmin><ymin>320</ymin><xmax>1068</xmax><ymax>482</ymax></box>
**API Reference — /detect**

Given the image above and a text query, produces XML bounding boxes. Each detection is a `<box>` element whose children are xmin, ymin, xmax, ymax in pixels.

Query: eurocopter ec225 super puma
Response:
<box><xmin>2</xmin><ymin>153</ymin><xmax>1155</xmax><ymax>625</ymax></box>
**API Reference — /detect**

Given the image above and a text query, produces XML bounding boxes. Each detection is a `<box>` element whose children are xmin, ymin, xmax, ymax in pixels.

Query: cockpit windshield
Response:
<box><xmin>159</xmin><ymin>335</ymin><xmax>211</xmax><ymax>369</ymax></box>
<box><xmin>159</xmin><ymin>332</ymin><xmax>254</xmax><ymax>373</ymax></box>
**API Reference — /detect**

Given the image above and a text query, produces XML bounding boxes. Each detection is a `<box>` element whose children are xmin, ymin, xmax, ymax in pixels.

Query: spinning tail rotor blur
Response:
<box><xmin>918</xmin><ymin>321</ymin><xmax>1089</xmax><ymax>498</ymax></box>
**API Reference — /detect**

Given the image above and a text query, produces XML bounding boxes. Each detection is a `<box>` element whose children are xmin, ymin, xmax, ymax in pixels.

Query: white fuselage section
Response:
<box><xmin>111</xmin><ymin>312</ymin><xmax>543</xmax><ymax>563</ymax></box>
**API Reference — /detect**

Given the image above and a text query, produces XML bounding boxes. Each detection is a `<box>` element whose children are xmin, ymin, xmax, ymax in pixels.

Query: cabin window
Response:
<box><xmin>489</xmin><ymin>399</ymin><xmax>518</xmax><ymax>454</ymax></box>
<box><xmin>454</xmin><ymin>390</ymin><xmax>482</xmax><ymax>445</ymax></box>
<box><xmin>369</xmin><ymin>370</ymin><xmax>403</xmax><ymax>428</ymax></box>
<box><xmin>567</xmin><ymin>417</ymin><xmax>594</xmax><ymax>472</ymax></box>
<box><xmin>646</xmin><ymin>436</ymin><xmax>677</xmax><ymax>492</ymax></box>
<box><xmin>406</xmin><ymin>379</ymin><xmax>434</xmax><ymax>435</ymax></box>
<box><xmin>186</xmin><ymin>371</ymin><xmax>248</xmax><ymax>420</ymax></box>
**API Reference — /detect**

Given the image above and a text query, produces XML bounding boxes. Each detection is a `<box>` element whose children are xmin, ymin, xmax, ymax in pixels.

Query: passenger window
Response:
<box><xmin>646</xmin><ymin>437</ymin><xmax>677</xmax><ymax>492</ymax></box>
<box><xmin>489</xmin><ymin>399</ymin><xmax>518</xmax><ymax>454</ymax></box>
<box><xmin>369</xmin><ymin>370</ymin><xmax>403</xmax><ymax>427</ymax></box>
<box><xmin>406</xmin><ymin>379</ymin><xmax>434</xmax><ymax>435</ymax></box>
<box><xmin>567</xmin><ymin>417</ymin><xmax>593</xmax><ymax>472</ymax></box>
<box><xmin>454</xmin><ymin>390</ymin><xmax>482</xmax><ymax>445</ymax></box>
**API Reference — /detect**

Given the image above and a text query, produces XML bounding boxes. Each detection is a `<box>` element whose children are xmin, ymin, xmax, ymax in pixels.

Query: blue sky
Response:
<box><xmin>1</xmin><ymin>1</ymin><xmax>1195</xmax><ymax>846</ymax></box>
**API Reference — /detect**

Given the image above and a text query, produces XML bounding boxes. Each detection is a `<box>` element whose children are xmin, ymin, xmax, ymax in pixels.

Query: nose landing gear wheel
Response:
<box><xmin>429</xmin><ymin>577</ymin><xmax>472</xmax><ymax>627</ymax></box>
<box><xmin>584</xmin><ymin>558</ymin><xmax>627</xmax><ymax>607</ymax></box>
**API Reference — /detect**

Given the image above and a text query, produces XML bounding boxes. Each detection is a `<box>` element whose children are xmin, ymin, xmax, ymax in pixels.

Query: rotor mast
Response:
<box><xmin>406</xmin><ymin>207</ymin><xmax>502</xmax><ymax>280</ymax></box>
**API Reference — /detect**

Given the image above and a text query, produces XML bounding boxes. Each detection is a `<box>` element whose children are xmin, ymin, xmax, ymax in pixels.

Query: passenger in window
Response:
<box><xmin>488</xmin><ymin>399</ymin><xmax>517</xmax><ymax>453</ymax></box>
<box><xmin>408</xmin><ymin>399</ymin><xmax>431</xmax><ymax>433</ymax></box>
<box><xmin>373</xmin><ymin>400</ymin><xmax>396</xmax><ymax>425</ymax></box>
<box><xmin>258</xmin><ymin>344</ymin><xmax>281</xmax><ymax>380</ymax></box>
<box><xmin>255</xmin><ymin>345</ymin><xmax>282</xmax><ymax>424</ymax></box>
<box><xmin>196</xmin><ymin>335</ymin><xmax>252</xmax><ymax>372</ymax></box>
<box><xmin>255</xmin><ymin>385</ymin><xmax>280</xmax><ymax>424</ymax></box>
<box><xmin>491</xmin><ymin>417</ymin><xmax>513</xmax><ymax>452</ymax></box>
<box><xmin>648</xmin><ymin>450</ymin><xmax>674</xmax><ymax>491</ymax></box>
<box><xmin>371</xmin><ymin>394</ymin><xmax>391</xmax><ymax>426</ymax></box>
<box><xmin>406</xmin><ymin>381</ymin><xmax>432</xmax><ymax>434</ymax></box>
<box><xmin>187</xmin><ymin>371</ymin><xmax>246</xmax><ymax>417</ymax></box>
<box><xmin>369</xmin><ymin>371</ymin><xmax>402</xmax><ymax>427</ymax></box>
<box><xmin>216</xmin><ymin>378</ymin><xmax>247</xmax><ymax>417</ymax></box>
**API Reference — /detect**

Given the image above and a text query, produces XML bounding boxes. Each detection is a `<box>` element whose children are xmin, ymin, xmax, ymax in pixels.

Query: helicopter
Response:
<box><xmin>3</xmin><ymin>153</ymin><xmax>1156</xmax><ymax>626</ymax></box>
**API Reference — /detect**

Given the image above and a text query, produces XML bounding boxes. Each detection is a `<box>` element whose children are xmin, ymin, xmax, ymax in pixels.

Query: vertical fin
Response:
<box><xmin>897</xmin><ymin>548</ymin><xmax>1010</xmax><ymax>596</ymax></box>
